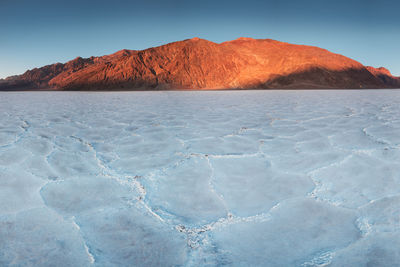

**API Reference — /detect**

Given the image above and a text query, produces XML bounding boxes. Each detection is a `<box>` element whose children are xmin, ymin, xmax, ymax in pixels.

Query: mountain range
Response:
<box><xmin>1</xmin><ymin>37</ymin><xmax>399</xmax><ymax>90</ymax></box>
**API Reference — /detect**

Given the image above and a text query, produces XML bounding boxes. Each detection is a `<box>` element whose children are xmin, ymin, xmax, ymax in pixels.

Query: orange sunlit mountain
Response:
<box><xmin>1</xmin><ymin>37</ymin><xmax>399</xmax><ymax>90</ymax></box>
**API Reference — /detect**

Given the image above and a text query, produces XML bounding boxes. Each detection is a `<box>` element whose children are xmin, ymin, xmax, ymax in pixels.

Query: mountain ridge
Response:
<box><xmin>1</xmin><ymin>37</ymin><xmax>399</xmax><ymax>90</ymax></box>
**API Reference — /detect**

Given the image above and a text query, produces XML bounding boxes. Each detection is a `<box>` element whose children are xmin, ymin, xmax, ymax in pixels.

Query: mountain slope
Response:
<box><xmin>1</xmin><ymin>37</ymin><xmax>399</xmax><ymax>90</ymax></box>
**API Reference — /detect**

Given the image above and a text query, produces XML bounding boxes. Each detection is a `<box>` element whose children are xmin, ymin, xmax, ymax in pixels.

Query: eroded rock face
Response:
<box><xmin>366</xmin><ymin>66</ymin><xmax>400</xmax><ymax>87</ymax></box>
<box><xmin>1</xmin><ymin>37</ymin><xmax>399</xmax><ymax>90</ymax></box>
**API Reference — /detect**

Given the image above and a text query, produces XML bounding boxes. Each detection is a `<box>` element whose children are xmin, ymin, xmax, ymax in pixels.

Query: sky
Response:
<box><xmin>0</xmin><ymin>0</ymin><xmax>399</xmax><ymax>78</ymax></box>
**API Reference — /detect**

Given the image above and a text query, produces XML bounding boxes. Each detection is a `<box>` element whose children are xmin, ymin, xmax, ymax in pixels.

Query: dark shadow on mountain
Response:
<box><xmin>259</xmin><ymin>67</ymin><xmax>399</xmax><ymax>89</ymax></box>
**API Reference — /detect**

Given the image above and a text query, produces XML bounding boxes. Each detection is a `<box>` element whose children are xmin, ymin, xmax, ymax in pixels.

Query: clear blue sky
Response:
<box><xmin>1</xmin><ymin>0</ymin><xmax>399</xmax><ymax>78</ymax></box>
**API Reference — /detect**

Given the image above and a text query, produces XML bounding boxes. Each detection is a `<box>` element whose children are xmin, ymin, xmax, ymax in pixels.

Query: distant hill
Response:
<box><xmin>1</xmin><ymin>37</ymin><xmax>399</xmax><ymax>90</ymax></box>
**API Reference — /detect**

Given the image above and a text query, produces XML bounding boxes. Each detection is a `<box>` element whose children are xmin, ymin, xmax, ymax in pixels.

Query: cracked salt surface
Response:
<box><xmin>1</xmin><ymin>90</ymin><xmax>400</xmax><ymax>266</ymax></box>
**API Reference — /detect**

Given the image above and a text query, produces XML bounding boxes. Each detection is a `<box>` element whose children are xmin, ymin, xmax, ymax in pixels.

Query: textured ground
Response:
<box><xmin>1</xmin><ymin>90</ymin><xmax>400</xmax><ymax>266</ymax></box>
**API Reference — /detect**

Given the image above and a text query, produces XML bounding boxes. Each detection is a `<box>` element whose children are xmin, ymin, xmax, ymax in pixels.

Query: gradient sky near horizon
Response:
<box><xmin>1</xmin><ymin>0</ymin><xmax>399</xmax><ymax>78</ymax></box>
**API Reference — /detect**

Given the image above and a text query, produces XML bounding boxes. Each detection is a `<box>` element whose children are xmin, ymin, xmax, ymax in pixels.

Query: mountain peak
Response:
<box><xmin>183</xmin><ymin>37</ymin><xmax>213</xmax><ymax>44</ymax></box>
<box><xmin>235</xmin><ymin>37</ymin><xmax>256</xmax><ymax>41</ymax></box>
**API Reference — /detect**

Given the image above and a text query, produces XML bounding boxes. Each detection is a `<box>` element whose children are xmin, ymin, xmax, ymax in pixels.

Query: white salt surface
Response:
<box><xmin>1</xmin><ymin>90</ymin><xmax>400</xmax><ymax>266</ymax></box>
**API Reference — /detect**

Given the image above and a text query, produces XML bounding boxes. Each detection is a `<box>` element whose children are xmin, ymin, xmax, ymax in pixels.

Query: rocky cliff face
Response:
<box><xmin>366</xmin><ymin>66</ymin><xmax>400</xmax><ymax>88</ymax></box>
<box><xmin>1</xmin><ymin>37</ymin><xmax>399</xmax><ymax>90</ymax></box>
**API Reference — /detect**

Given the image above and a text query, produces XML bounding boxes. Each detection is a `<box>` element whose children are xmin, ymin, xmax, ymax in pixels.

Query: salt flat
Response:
<box><xmin>1</xmin><ymin>90</ymin><xmax>400</xmax><ymax>266</ymax></box>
